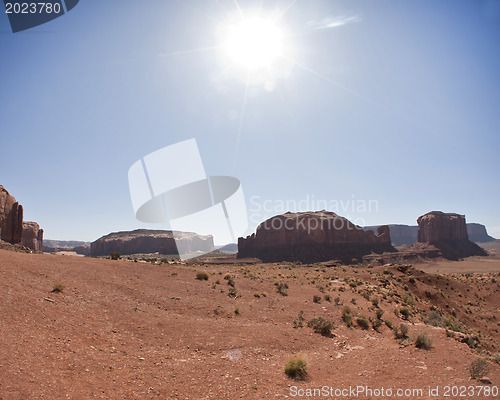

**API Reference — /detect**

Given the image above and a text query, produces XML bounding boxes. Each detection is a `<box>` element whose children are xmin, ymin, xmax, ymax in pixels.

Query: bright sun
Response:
<box><xmin>223</xmin><ymin>17</ymin><xmax>285</xmax><ymax>70</ymax></box>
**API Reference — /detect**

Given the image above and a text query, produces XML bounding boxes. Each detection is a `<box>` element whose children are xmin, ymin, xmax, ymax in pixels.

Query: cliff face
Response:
<box><xmin>417</xmin><ymin>211</ymin><xmax>487</xmax><ymax>260</ymax></box>
<box><xmin>90</xmin><ymin>229</ymin><xmax>214</xmax><ymax>256</ymax></box>
<box><xmin>238</xmin><ymin>211</ymin><xmax>395</xmax><ymax>263</ymax></box>
<box><xmin>466</xmin><ymin>223</ymin><xmax>495</xmax><ymax>243</ymax></box>
<box><xmin>0</xmin><ymin>186</ymin><xmax>23</xmax><ymax>245</ymax></box>
<box><xmin>22</xmin><ymin>222</ymin><xmax>43</xmax><ymax>252</ymax></box>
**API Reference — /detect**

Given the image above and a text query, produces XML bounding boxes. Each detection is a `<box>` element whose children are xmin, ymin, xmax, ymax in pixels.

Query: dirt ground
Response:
<box><xmin>0</xmin><ymin>250</ymin><xmax>498</xmax><ymax>399</ymax></box>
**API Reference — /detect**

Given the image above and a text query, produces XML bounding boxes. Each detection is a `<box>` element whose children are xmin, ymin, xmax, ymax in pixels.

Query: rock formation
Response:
<box><xmin>0</xmin><ymin>185</ymin><xmax>23</xmax><ymax>245</ymax></box>
<box><xmin>238</xmin><ymin>211</ymin><xmax>395</xmax><ymax>263</ymax></box>
<box><xmin>73</xmin><ymin>244</ymin><xmax>91</xmax><ymax>256</ymax></box>
<box><xmin>417</xmin><ymin>211</ymin><xmax>487</xmax><ymax>260</ymax></box>
<box><xmin>364</xmin><ymin>223</ymin><xmax>494</xmax><ymax>246</ymax></box>
<box><xmin>364</xmin><ymin>224</ymin><xmax>419</xmax><ymax>246</ymax></box>
<box><xmin>466</xmin><ymin>223</ymin><xmax>495</xmax><ymax>243</ymax></box>
<box><xmin>22</xmin><ymin>221</ymin><xmax>43</xmax><ymax>252</ymax></box>
<box><xmin>90</xmin><ymin>229</ymin><xmax>214</xmax><ymax>257</ymax></box>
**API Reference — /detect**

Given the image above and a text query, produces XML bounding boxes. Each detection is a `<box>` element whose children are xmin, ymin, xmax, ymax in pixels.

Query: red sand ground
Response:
<box><xmin>0</xmin><ymin>250</ymin><xmax>499</xmax><ymax>399</ymax></box>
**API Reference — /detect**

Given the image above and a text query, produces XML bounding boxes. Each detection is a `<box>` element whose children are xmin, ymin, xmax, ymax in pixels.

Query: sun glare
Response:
<box><xmin>222</xmin><ymin>17</ymin><xmax>285</xmax><ymax>70</ymax></box>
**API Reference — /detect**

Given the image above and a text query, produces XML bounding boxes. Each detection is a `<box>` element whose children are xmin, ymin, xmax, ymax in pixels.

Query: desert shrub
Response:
<box><xmin>399</xmin><ymin>306</ymin><xmax>411</xmax><ymax>319</ymax></box>
<box><xmin>415</xmin><ymin>332</ymin><xmax>433</xmax><ymax>349</ymax></box>
<box><xmin>425</xmin><ymin>310</ymin><xmax>444</xmax><ymax>327</ymax></box>
<box><xmin>196</xmin><ymin>272</ymin><xmax>209</xmax><ymax>281</ymax></box>
<box><xmin>334</xmin><ymin>296</ymin><xmax>341</xmax><ymax>305</ymax></box>
<box><xmin>356</xmin><ymin>316</ymin><xmax>370</xmax><ymax>330</ymax></box>
<box><xmin>341</xmin><ymin>306</ymin><xmax>353</xmax><ymax>327</ymax></box>
<box><xmin>467</xmin><ymin>336</ymin><xmax>480</xmax><ymax>349</ymax></box>
<box><xmin>469</xmin><ymin>358</ymin><xmax>489</xmax><ymax>379</ymax></box>
<box><xmin>445</xmin><ymin>316</ymin><xmax>463</xmax><ymax>332</ymax></box>
<box><xmin>284</xmin><ymin>357</ymin><xmax>307</xmax><ymax>380</ymax></box>
<box><xmin>371</xmin><ymin>317</ymin><xmax>383</xmax><ymax>331</ymax></box>
<box><xmin>51</xmin><ymin>283</ymin><xmax>65</xmax><ymax>293</ymax></box>
<box><xmin>226</xmin><ymin>277</ymin><xmax>235</xmax><ymax>287</ymax></box>
<box><xmin>254</xmin><ymin>292</ymin><xmax>261</xmax><ymax>298</ymax></box>
<box><xmin>275</xmin><ymin>282</ymin><xmax>289</xmax><ymax>296</ymax></box>
<box><xmin>307</xmin><ymin>317</ymin><xmax>334</xmax><ymax>336</ymax></box>
<box><xmin>324</xmin><ymin>294</ymin><xmax>331</xmax><ymax>302</ymax></box>
<box><xmin>402</xmin><ymin>294</ymin><xmax>415</xmax><ymax>306</ymax></box>
<box><xmin>371</xmin><ymin>298</ymin><xmax>379</xmax><ymax>307</ymax></box>
<box><xmin>375</xmin><ymin>309</ymin><xmax>384</xmax><ymax>320</ymax></box>
<box><xmin>493</xmin><ymin>353</ymin><xmax>500</xmax><ymax>364</ymax></box>
<box><xmin>394</xmin><ymin>323</ymin><xmax>408</xmax><ymax>339</ymax></box>
<box><xmin>293</xmin><ymin>311</ymin><xmax>305</xmax><ymax>328</ymax></box>
<box><xmin>313</xmin><ymin>295</ymin><xmax>322</xmax><ymax>304</ymax></box>
<box><xmin>234</xmin><ymin>306</ymin><xmax>240</xmax><ymax>315</ymax></box>
<box><xmin>110</xmin><ymin>251</ymin><xmax>121</xmax><ymax>260</ymax></box>
<box><xmin>384</xmin><ymin>320</ymin><xmax>393</xmax><ymax>329</ymax></box>
<box><xmin>228</xmin><ymin>288</ymin><xmax>238</xmax><ymax>298</ymax></box>
<box><xmin>223</xmin><ymin>273</ymin><xmax>232</xmax><ymax>280</ymax></box>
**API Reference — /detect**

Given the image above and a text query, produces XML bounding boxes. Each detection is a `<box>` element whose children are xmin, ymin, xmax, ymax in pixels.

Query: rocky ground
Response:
<box><xmin>0</xmin><ymin>250</ymin><xmax>499</xmax><ymax>399</ymax></box>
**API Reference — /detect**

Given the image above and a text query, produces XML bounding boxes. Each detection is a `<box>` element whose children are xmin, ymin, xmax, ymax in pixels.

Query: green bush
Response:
<box><xmin>307</xmin><ymin>317</ymin><xmax>334</xmax><ymax>337</ymax></box>
<box><xmin>356</xmin><ymin>316</ymin><xmax>370</xmax><ymax>330</ymax></box>
<box><xmin>51</xmin><ymin>283</ymin><xmax>65</xmax><ymax>293</ymax></box>
<box><xmin>110</xmin><ymin>251</ymin><xmax>121</xmax><ymax>260</ymax></box>
<box><xmin>341</xmin><ymin>306</ymin><xmax>353</xmax><ymax>327</ymax></box>
<box><xmin>399</xmin><ymin>306</ymin><xmax>411</xmax><ymax>319</ymax></box>
<box><xmin>196</xmin><ymin>272</ymin><xmax>209</xmax><ymax>281</ymax></box>
<box><xmin>284</xmin><ymin>357</ymin><xmax>307</xmax><ymax>380</ymax></box>
<box><xmin>415</xmin><ymin>332</ymin><xmax>433</xmax><ymax>349</ymax></box>
<box><xmin>313</xmin><ymin>295</ymin><xmax>322</xmax><ymax>303</ymax></box>
<box><xmin>394</xmin><ymin>323</ymin><xmax>408</xmax><ymax>339</ymax></box>
<box><xmin>275</xmin><ymin>282</ymin><xmax>289</xmax><ymax>296</ymax></box>
<box><xmin>469</xmin><ymin>358</ymin><xmax>489</xmax><ymax>379</ymax></box>
<box><xmin>293</xmin><ymin>311</ymin><xmax>305</xmax><ymax>328</ymax></box>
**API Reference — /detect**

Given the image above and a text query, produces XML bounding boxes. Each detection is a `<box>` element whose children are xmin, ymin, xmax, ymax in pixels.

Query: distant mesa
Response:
<box><xmin>416</xmin><ymin>211</ymin><xmax>487</xmax><ymax>260</ymax></box>
<box><xmin>0</xmin><ymin>185</ymin><xmax>43</xmax><ymax>253</ymax></box>
<box><xmin>90</xmin><ymin>229</ymin><xmax>214</xmax><ymax>257</ymax></box>
<box><xmin>43</xmin><ymin>240</ymin><xmax>90</xmax><ymax>254</ymax></box>
<box><xmin>364</xmin><ymin>222</ymin><xmax>495</xmax><ymax>246</ymax></box>
<box><xmin>237</xmin><ymin>211</ymin><xmax>395</xmax><ymax>263</ymax></box>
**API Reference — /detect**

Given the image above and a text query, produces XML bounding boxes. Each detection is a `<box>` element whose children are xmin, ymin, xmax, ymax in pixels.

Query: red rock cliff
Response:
<box><xmin>417</xmin><ymin>211</ymin><xmax>487</xmax><ymax>260</ymax></box>
<box><xmin>22</xmin><ymin>221</ymin><xmax>44</xmax><ymax>252</ymax></box>
<box><xmin>238</xmin><ymin>211</ymin><xmax>395</xmax><ymax>263</ymax></box>
<box><xmin>0</xmin><ymin>186</ymin><xmax>23</xmax><ymax>245</ymax></box>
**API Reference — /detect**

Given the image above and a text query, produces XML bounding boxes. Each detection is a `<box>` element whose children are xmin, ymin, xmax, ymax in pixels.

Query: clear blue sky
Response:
<box><xmin>1</xmin><ymin>0</ymin><xmax>499</xmax><ymax>242</ymax></box>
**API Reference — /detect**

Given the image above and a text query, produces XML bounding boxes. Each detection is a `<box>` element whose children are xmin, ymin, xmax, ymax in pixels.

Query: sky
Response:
<box><xmin>1</xmin><ymin>0</ymin><xmax>499</xmax><ymax>242</ymax></box>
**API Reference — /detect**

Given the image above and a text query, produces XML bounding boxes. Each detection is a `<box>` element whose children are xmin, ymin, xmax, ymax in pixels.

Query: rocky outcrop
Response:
<box><xmin>466</xmin><ymin>223</ymin><xmax>495</xmax><ymax>243</ymax></box>
<box><xmin>73</xmin><ymin>244</ymin><xmax>91</xmax><ymax>256</ymax></box>
<box><xmin>0</xmin><ymin>186</ymin><xmax>23</xmax><ymax>245</ymax></box>
<box><xmin>90</xmin><ymin>229</ymin><xmax>214</xmax><ymax>257</ymax></box>
<box><xmin>364</xmin><ymin>224</ymin><xmax>419</xmax><ymax>246</ymax></box>
<box><xmin>22</xmin><ymin>221</ymin><xmax>43</xmax><ymax>252</ymax></box>
<box><xmin>365</xmin><ymin>223</ymin><xmax>495</xmax><ymax>246</ymax></box>
<box><xmin>238</xmin><ymin>211</ymin><xmax>395</xmax><ymax>263</ymax></box>
<box><xmin>417</xmin><ymin>211</ymin><xmax>487</xmax><ymax>260</ymax></box>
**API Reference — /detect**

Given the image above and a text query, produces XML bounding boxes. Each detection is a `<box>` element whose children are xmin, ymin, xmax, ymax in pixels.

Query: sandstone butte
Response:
<box><xmin>417</xmin><ymin>211</ymin><xmax>487</xmax><ymax>260</ymax></box>
<box><xmin>0</xmin><ymin>185</ymin><xmax>43</xmax><ymax>253</ymax></box>
<box><xmin>238</xmin><ymin>210</ymin><xmax>395</xmax><ymax>263</ymax></box>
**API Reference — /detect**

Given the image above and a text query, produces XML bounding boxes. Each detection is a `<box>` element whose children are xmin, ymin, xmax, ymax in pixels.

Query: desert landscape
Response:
<box><xmin>1</xmin><ymin>185</ymin><xmax>499</xmax><ymax>399</ymax></box>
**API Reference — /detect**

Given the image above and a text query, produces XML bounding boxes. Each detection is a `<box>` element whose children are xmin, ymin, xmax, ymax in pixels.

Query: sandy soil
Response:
<box><xmin>0</xmin><ymin>250</ymin><xmax>498</xmax><ymax>399</ymax></box>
